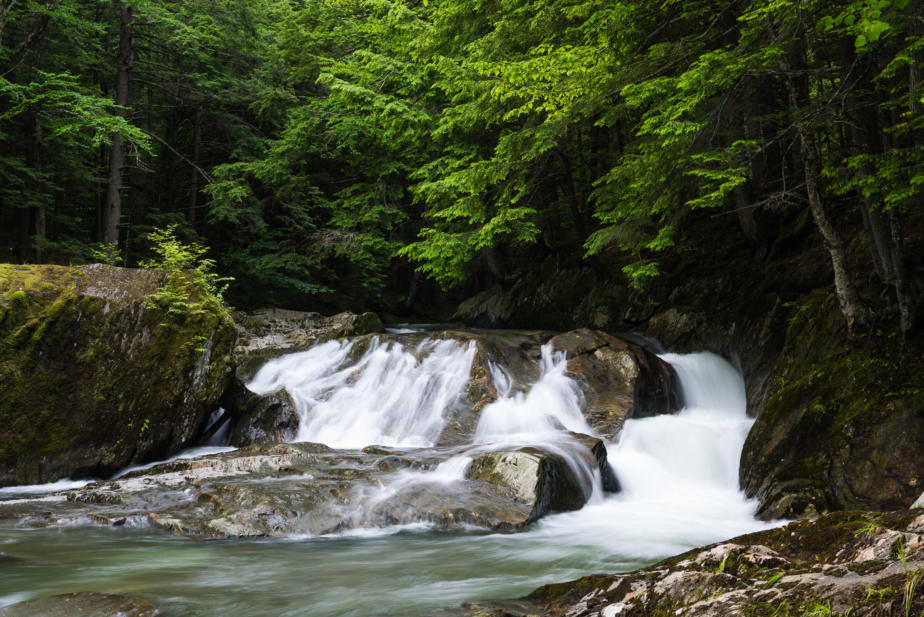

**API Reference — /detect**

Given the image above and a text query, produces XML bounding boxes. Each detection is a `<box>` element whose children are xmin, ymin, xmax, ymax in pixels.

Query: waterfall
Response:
<box><xmin>247</xmin><ymin>337</ymin><xmax>477</xmax><ymax>448</ymax></box>
<box><xmin>243</xmin><ymin>339</ymin><xmax>763</xmax><ymax>543</ymax></box>
<box><xmin>611</xmin><ymin>352</ymin><xmax>753</xmax><ymax>495</ymax></box>
<box><xmin>533</xmin><ymin>350</ymin><xmax>769</xmax><ymax>559</ymax></box>
<box><xmin>475</xmin><ymin>345</ymin><xmax>592</xmax><ymax>442</ymax></box>
<box><xmin>3</xmin><ymin>337</ymin><xmax>779</xmax><ymax>617</ymax></box>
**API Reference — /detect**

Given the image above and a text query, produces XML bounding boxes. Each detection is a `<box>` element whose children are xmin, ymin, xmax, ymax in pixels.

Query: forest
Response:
<box><xmin>1</xmin><ymin>0</ymin><xmax>921</xmax><ymax>333</ymax></box>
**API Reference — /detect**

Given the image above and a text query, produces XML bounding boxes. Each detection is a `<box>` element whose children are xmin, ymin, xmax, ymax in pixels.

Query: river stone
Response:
<box><xmin>0</xmin><ymin>264</ymin><xmax>236</xmax><ymax>487</ymax></box>
<box><xmin>467</xmin><ymin>448</ymin><xmax>585</xmax><ymax>522</ymax></box>
<box><xmin>548</xmin><ymin>329</ymin><xmax>683</xmax><ymax>438</ymax></box>
<box><xmin>913</xmin><ymin>491</ymin><xmax>924</xmax><ymax>509</ymax></box>
<box><xmin>0</xmin><ymin>592</ymin><xmax>159</xmax><ymax>617</ymax></box>
<box><xmin>231</xmin><ymin>308</ymin><xmax>383</xmax><ymax>378</ymax></box>
<box><xmin>220</xmin><ymin>377</ymin><xmax>299</xmax><ymax>446</ymax></box>
<box><xmin>466</xmin><ymin>435</ymin><xmax>615</xmax><ymax>523</ymax></box>
<box><xmin>570</xmin><ymin>432</ymin><xmax>620</xmax><ymax>492</ymax></box>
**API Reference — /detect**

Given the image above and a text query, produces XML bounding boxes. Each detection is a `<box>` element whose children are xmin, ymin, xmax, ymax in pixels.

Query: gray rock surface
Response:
<box><xmin>231</xmin><ymin>309</ymin><xmax>383</xmax><ymax>378</ymax></box>
<box><xmin>467</xmin><ymin>445</ymin><xmax>589</xmax><ymax>523</ymax></box>
<box><xmin>0</xmin><ymin>437</ymin><xmax>614</xmax><ymax>538</ymax></box>
<box><xmin>221</xmin><ymin>377</ymin><xmax>299</xmax><ymax>446</ymax></box>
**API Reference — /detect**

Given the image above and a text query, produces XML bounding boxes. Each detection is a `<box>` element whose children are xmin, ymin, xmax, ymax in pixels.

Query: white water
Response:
<box><xmin>475</xmin><ymin>346</ymin><xmax>592</xmax><ymax>442</ymax></box>
<box><xmin>247</xmin><ymin>337</ymin><xmax>477</xmax><ymax>448</ymax></box>
<box><xmin>529</xmin><ymin>351</ymin><xmax>773</xmax><ymax>559</ymax></box>
<box><xmin>244</xmin><ymin>339</ymin><xmax>768</xmax><ymax>550</ymax></box>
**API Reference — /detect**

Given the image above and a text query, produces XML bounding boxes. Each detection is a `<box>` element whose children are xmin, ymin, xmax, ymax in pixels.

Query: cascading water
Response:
<box><xmin>247</xmin><ymin>337</ymin><xmax>476</xmax><ymax>448</ymax></box>
<box><xmin>1</xmin><ymin>335</ymin><xmax>780</xmax><ymax>617</ymax></box>
<box><xmin>471</xmin><ymin>345</ymin><xmax>602</xmax><ymax>502</ymax></box>
<box><xmin>475</xmin><ymin>345</ymin><xmax>592</xmax><ymax>442</ymax></box>
<box><xmin>533</xmin><ymin>350</ymin><xmax>771</xmax><ymax>559</ymax></box>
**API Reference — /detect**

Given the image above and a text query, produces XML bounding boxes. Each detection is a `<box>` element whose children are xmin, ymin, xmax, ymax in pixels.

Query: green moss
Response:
<box><xmin>745</xmin><ymin>288</ymin><xmax>924</xmax><ymax>516</ymax></box>
<box><xmin>0</xmin><ymin>263</ymin><xmax>236</xmax><ymax>486</ymax></box>
<box><xmin>9</xmin><ymin>289</ymin><xmax>28</xmax><ymax>310</ymax></box>
<box><xmin>847</xmin><ymin>560</ymin><xmax>889</xmax><ymax>575</ymax></box>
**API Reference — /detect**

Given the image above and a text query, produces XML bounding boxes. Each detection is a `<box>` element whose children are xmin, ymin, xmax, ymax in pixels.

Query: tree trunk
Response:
<box><xmin>188</xmin><ymin>106</ymin><xmax>202</xmax><ymax>228</ymax></box>
<box><xmin>104</xmin><ymin>3</ymin><xmax>134</xmax><ymax>248</ymax></box>
<box><xmin>733</xmin><ymin>183</ymin><xmax>762</xmax><ymax>250</ymax></box>
<box><xmin>555</xmin><ymin>149</ymin><xmax>589</xmax><ymax>241</ymax></box>
<box><xmin>17</xmin><ymin>203</ymin><xmax>31</xmax><ymax>262</ymax></box>
<box><xmin>887</xmin><ymin>209</ymin><xmax>914</xmax><ymax>333</ymax></box>
<box><xmin>785</xmin><ymin>76</ymin><xmax>868</xmax><ymax>333</ymax></box>
<box><xmin>33</xmin><ymin>116</ymin><xmax>46</xmax><ymax>263</ymax></box>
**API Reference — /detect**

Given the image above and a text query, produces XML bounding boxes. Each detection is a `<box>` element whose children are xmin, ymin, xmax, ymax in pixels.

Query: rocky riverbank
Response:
<box><xmin>454</xmin><ymin>508</ymin><xmax>924</xmax><ymax>617</ymax></box>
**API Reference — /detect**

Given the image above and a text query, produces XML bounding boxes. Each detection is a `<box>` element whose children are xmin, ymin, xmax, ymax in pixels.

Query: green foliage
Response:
<box><xmin>139</xmin><ymin>225</ymin><xmax>231</xmax><ymax>319</ymax></box>
<box><xmin>0</xmin><ymin>0</ymin><xmax>920</xmax><ymax>322</ymax></box>
<box><xmin>90</xmin><ymin>243</ymin><xmax>122</xmax><ymax>267</ymax></box>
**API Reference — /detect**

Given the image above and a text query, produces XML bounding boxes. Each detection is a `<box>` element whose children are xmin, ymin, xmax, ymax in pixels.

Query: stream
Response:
<box><xmin>0</xmin><ymin>332</ymin><xmax>777</xmax><ymax>616</ymax></box>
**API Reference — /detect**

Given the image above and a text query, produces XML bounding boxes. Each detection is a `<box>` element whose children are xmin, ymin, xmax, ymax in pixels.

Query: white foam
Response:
<box><xmin>248</xmin><ymin>337</ymin><xmax>476</xmax><ymax>449</ymax></box>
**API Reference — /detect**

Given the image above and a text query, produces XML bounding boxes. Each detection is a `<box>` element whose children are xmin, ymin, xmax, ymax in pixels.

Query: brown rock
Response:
<box><xmin>0</xmin><ymin>592</ymin><xmax>159</xmax><ymax>617</ymax></box>
<box><xmin>549</xmin><ymin>329</ymin><xmax>683</xmax><ymax>439</ymax></box>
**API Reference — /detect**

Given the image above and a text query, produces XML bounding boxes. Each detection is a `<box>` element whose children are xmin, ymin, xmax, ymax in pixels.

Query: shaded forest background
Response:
<box><xmin>1</xmin><ymin>0</ymin><xmax>921</xmax><ymax>334</ymax></box>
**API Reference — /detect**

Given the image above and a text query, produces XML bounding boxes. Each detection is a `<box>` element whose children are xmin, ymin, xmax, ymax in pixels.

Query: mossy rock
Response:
<box><xmin>740</xmin><ymin>290</ymin><xmax>924</xmax><ymax>519</ymax></box>
<box><xmin>0</xmin><ymin>264</ymin><xmax>236</xmax><ymax>486</ymax></box>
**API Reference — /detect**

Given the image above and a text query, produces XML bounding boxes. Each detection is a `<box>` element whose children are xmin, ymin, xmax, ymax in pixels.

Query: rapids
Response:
<box><xmin>0</xmin><ymin>333</ymin><xmax>779</xmax><ymax>616</ymax></box>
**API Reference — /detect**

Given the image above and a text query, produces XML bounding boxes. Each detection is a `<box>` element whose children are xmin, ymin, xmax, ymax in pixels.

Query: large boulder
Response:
<box><xmin>457</xmin><ymin>509</ymin><xmax>924</xmax><ymax>617</ymax></box>
<box><xmin>0</xmin><ymin>264</ymin><xmax>236</xmax><ymax>486</ymax></box>
<box><xmin>467</xmin><ymin>447</ymin><xmax>588</xmax><ymax>523</ymax></box>
<box><xmin>740</xmin><ymin>291</ymin><xmax>924</xmax><ymax>520</ymax></box>
<box><xmin>549</xmin><ymin>329</ymin><xmax>683</xmax><ymax>438</ymax></box>
<box><xmin>0</xmin><ymin>592</ymin><xmax>159</xmax><ymax>617</ymax></box>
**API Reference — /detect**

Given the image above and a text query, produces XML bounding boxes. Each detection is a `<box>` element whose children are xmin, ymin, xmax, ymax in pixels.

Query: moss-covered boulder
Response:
<box><xmin>0</xmin><ymin>264</ymin><xmax>236</xmax><ymax>486</ymax></box>
<box><xmin>740</xmin><ymin>290</ymin><xmax>924</xmax><ymax>519</ymax></box>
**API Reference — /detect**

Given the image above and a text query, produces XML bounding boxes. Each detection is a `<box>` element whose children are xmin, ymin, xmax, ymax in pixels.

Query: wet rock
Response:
<box><xmin>570</xmin><ymin>432</ymin><xmax>620</xmax><ymax>492</ymax></box>
<box><xmin>467</xmin><ymin>447</ymin><xmax>587</xmax><ymax>523</ymax></box>
<box><xmin>0</xmin><ymin>264</ymin><xmax>236</xmax><ymax>487</ymax></box>
<box><xmin>231</xmin><ymin>309</ymin><xmax>383</xmax><ymax>378</ymax></box>
<box><xmin>220</xmin><ymin>377</ymin><xmax>299</xmax><ymax>446</ymax></box>
<box><xmin>0</xmin><ymin>592</ymin><xmax>159</xmax><ymax>617</ymax></box>
<box><xmin>434</xmin><ymin>330</ymin><xmax>547</xmax><ymax>446</ymax></box>
<box><xmin>456</xmin><ymin>509</ymin><xmax>924</xmax><ymax>617</ymax></box>
<box><xmin>740</xmin><ymin>291</ymin><xmax>924</xmax><ymax>519</ymax></box>
<box><xmin>549</xmin><ymin>329</ymin><xmax>683</xmax><ymax>438</ymax></box>
<box><xmin>0</xmin><ymin>438</ymin><xmax>608</xmax><ymax>538</ymax></box>
<box><xmin>646</xmin><ymin>298</ymin><xmax>789</xmax><ymax>418</ymax></box>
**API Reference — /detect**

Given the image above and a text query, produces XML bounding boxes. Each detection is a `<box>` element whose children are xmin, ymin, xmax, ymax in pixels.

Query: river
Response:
<box><xmin>0</xmin><ymin>332</ymin><xmax>777</xmax><ymax>616</ymax></box>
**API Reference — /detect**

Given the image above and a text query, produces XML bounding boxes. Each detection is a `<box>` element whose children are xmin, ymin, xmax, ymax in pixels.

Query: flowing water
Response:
<box><xmin>0</xmin><ymin>334</ymin><xmax>778</xmax><ymax>616</ymax></box>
